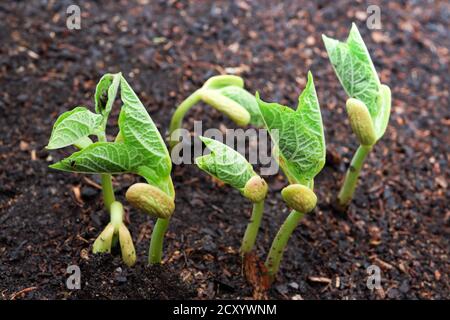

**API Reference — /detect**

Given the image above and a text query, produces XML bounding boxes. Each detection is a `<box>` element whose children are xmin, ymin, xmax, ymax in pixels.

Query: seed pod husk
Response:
<box><xmin>346</xmin><ymin>98</ymin><xmax>377</xmax><ymax>146</ymax></box>
<box><xmin>243</xmin><ymin>176</ymin><xmax>268</xmax><ymax>203</ymax></box>
<box><xmin>119</xmin><ymin>224</ymin><xmax>136</xmax><ymax>267</ymax></box>
<box><xmin>126</xmin><ymin>183</ymin><xmax>175</xmax><ymax>219</ymax></box>
<box><xmin>93</xmin><ymin>223</ymin><xmax>115</xmax><ymax>253</ymax></box>
<box><xmin>281</xmin><ymin>184</ymin><xmax>317</xmax><ymax>213</ymax></box>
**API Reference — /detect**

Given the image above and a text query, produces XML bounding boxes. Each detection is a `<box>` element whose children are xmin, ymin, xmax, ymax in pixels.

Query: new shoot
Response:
<box><xmin>47</xmin><ymin>73</ymin><xmax>174</xmax><ymax>266</ymax></box>
<box><xmin>322</xmin><ymin>23</ymin><xmax>391</xmax><ymax>209</ymax></box>
<box><xmin>195</xmin><ymin>136</ymin><xmax>268</xmax><ymax>256</ymax></box>
<box><xmin>168</xmin><ymin>75</ymin><xmax>263</xmax><ymax>149</ymax></box>
<box><xmin>256</xmin><ymin>71</ymin><xmax>326</xmax><ymax>282</ymax></box>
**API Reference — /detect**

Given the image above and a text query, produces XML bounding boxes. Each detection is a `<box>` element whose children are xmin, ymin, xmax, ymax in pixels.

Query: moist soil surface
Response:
<box><xmin>0</xmin><ymin>1</ymin><xmax>448</xmax><ymax>299</ymax></box>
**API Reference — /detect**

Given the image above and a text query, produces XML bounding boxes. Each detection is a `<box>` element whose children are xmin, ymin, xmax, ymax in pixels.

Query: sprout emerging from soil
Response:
<box><xmin>93</xmin><ymin>201</ymin><xmax>136</xmax><ymax>266</ymax></box>
<box><xmin>168</xmin><ymin>75</ymin><xmax>263</xmax><ymax>149</ymax></box>
<box><xmin>195</xmin><ymin>136</ymin><xmax>268</xmax><ymax>255</ymax></box>
<box><xmin>256</xmin><ymin>72</ymin><xmax>326</xmax><ymax>282</ymax></box>
<box><xmin>322</xmin><ymin>23</ymin><xmax>392</xmax><ymax>209</ymax></box>
<box><xmin>47</xmin><ymin>73</ymin><xmax>174</xmax><ymax>266</ymax></box>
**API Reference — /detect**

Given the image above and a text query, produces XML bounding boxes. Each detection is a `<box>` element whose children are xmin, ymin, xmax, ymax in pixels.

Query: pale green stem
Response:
<box><xmin>148</xmin><ymin>218</ymin><xmax>170</xmax><ymax>264</ymax></box>
<box><xmin>240</xmin><ymin>201</ymin><xmax>265</xmax><ymax>255</ymax></box>
<box><xmin>96</xmin><ymin>131</ymin><xmax>116</xmax><ymax>211</ymax></box>
<box><xmin>110</xmin><ymin>201</ymin><xmax>123</xmax><ymax>233</ymax></box>
<box><xmin>110</xmin><ymin>201</ymin><xmax>123</xmax><ymax>247</ymax></box>
<box><xmin>101</xmin><ymin>174</ymin><xmax>115</xmax><ymax>211</ymax></box>
<box><xmin>265</xmin><ymin>210</ymin><xmax>305</xmax><ymax>282</ymax></box>
<box><xmin>168</xmin><ymin>90</ymin><xmax>202</xmax><ymax>149</ymax></box>
<box><xmin>337</xmin><ymin>144</ymin><xmax>372</xmax><ymax>208</ymax></box>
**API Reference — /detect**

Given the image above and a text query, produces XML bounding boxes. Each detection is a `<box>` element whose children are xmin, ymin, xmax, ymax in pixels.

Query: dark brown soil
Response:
<box><xmin>0</xmin><ymin>1</ymin><xmax>448</xmax><ymax>300</ymax></box>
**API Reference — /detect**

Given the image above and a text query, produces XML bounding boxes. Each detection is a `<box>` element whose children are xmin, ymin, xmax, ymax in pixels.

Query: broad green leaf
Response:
<box><xmin>95</xmin><ymin>72</ymin><xmax>121</xmax><ymax>116</ymax></box>
<box><xmin>257</xmin><ymin>84</ymin><xmax>325</xmax><ymax>185</ymax></box>
<box><xmin>49</xmin><ymin>142</ymin><xmax>143</xmax><ymax>174</ymax></box>
<box><xmin>47</xmin><ymin>106</ymin><xmax>102</xmax><ymax>149</ymax></box>
<box><xmin>119</xmin><ymin>76</ymin><xmax>172</xmax><ymax>178</ymax></box>
<box><xmin>297</xmin><ymin>71</ymin><xmax>326</xmax><ymax>149</ymax></box>
<box><xmin>322</xmin><ymin>23</ymin><xmax>381</xmax><ymax>119</ymax></box>
<box><xmin>195</xmin><ymin>136</ymin><xmax>256</xmax><ymax>190</ymax></box>
<box><xmin>218</xmin><ymin>86</ymin><xmax>264</xmax><ymax>127</ymax></box>
<box><xmin>373</xmin><ymin>84</ymin><xmax>391</xmax><ymax>139</ymax></box>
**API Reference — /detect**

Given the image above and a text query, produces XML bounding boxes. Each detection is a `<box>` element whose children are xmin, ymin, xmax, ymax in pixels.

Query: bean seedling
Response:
<box><xmin>322</xmin><ymin>23</ymin><xmax>391</xmax><ymax>209</ymax></box>
<box><xmin>47</xmin><ymin>73</ymin><xmax>175</xmax><ymax>265</ymax></box>
<box><xmin>168</xmin><ymin>75</ymin><xmax>263</xmax><ymax>149</ymax></box>
<box><xmin>256</xmin><ymin>72</ymin><xmax>326</xmax><ymax>282</ymax></box>
<box><xmin>195</xmin><ymin>136</ymin><xmax>268</xmax><ymax>255</ymax></box>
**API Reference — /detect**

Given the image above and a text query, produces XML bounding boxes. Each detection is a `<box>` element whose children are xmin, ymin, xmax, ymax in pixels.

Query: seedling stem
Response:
<box><xmin>240</xmin><ymin>201</ymin><xmax>265</xmax><ymax>254</ymax></box>
<box><xmin>337</xmin><ymin>144</ymin><xmax>372</xmax><ymax>208</ymax></box>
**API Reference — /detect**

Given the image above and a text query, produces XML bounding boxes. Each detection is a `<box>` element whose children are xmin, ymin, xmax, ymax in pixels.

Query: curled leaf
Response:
<box><xmin>47</xmin><ymin>107</ymin><xmax>102</xmax><ymax>150</ymax></box>
<box><xmin>346</xmin><ymin>98</ymin><xmax>377</xmax><ymax>146</ymax></box>
<box><xmin>323</xmin><ymin>24</ymin><xmax>391</xmax><ymax>141</ymax></box>
<box><xmin>119</xmin><ymin>224</ymin><xmax>136</xmax><ymax>267</ymax></box>
<box><xmin>243</xmin><ymin>176</ymin><xmax>268</xmax><ymax>203</ymax></box>
<box><xmin>374</xmin><ymin>84</ymin><xmax>391</xmax><ymax>139</ymax></box>
<box><xmin>281</xmin><ymin>184</ymin><xmax>317</xmax><ymax>213</ymax></box>
<box><xmin>125</xmin><ymin>183</ymin><xmax>175</xmax><ymax>219</ymax></box>
<box><xmin>119</xmin><ymin>76</ymin><xmax>172</xmax><ymax>179</ymax></box>
<box><xmin>195</xmin><ymin>136</ymin><xmax>256</xmax><ymax>190</ymax></box>
<box><xmin>322</xmin><ymin>23</ymin><xmax>380</xmax><ymax>119</ymax></box>
<box><xmin>257</xmin><ymin>72</ymin><xmax>325</xmax><ymax>185</ymax></box>
<box><xmin>95</xmin><ymin>72</ymin><xmax>121</xmax><ymax>116</ymax></box>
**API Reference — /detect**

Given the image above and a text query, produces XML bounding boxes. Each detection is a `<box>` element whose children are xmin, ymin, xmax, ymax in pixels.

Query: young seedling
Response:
<box><xmin>168</xmin><ymin>75</ymin><xmax>263</xmax><ymax>149</ymax></box>
<box><xmin>322</xmin><ymin>23</ymin><xmax>391</xmax><ymax>209</ymax></box>
<box><xmin>47</xmin><ymin>73</ymin><xmax>175</xmax><ymax>265</ymax></box>
<box><xmin>195</xmin><ymin>137</ymin><xmax>268</xmax><ymax>255</ymax></box>
<box><xmin>256</xmin><ymin>71</ymin><xmax>326</xmax><ymax>282</ymax></box>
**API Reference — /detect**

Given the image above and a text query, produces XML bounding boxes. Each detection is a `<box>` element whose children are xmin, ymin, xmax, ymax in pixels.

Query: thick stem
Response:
<box><xmin>110</xmin><ymin>201</ymin><xmax>123</xmax><ymax>233</ymax></box>
<box><xmin>265</xmin><ymin>210</ymin><xmax>305</xmax><ymax>282</ymax></box>
<box><xmin>240</xmin><ymin>201</ymin><xmax>265</xmax><ymax>255</ymax></box>
<box><xmin>101</xmin><ymin>174</ymin><xmax>115</xmax><ymax>211</ymax></box>
<box><xmin>148</xmin><ymin>218</ymin><xmax>170</xmax><ymax>264</ymax></box>
<box><xmin>110</xmin><ymin>201</ymin><xmax>123</xmax><ymax>247</ymax></box>
<box><xmin>168</xmin><ymin>90</ymin><xmax>202</xmax><ymax>149</ymax></box>
<box><xmin>337</xmin><ymin>145</ymin><xmax>372</xmax><ymax>208</ymax></box>
<box><xmin>97</xmin><ymin>131</ymin><xmax>116</xmax><ymax>211</ymax></box>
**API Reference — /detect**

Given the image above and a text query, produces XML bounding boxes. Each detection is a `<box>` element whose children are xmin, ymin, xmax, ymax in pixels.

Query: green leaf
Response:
<box><xmin>47</xmin><ymin>106</ymin><xmax>102</xmax><ymax>149</ymax></box>
<box><xmin>373</xmin><ymin>84</ymin><xmax>391</xmax><ymax>139</ymax></box>
<box><xmin>257</xmin><ymin>75</ymin><xmax>326</xmax><ymax>185</ymax></box>
<box><xmin>195</xmin><ymin>136</ymin><xmax>256</xmax><ymax>190</ymax></box>
<box><xmin>49</xmin><ymin>142</ymin><xmax>143</xmax><ymax>174</ymax></box>
<box><xmin>95</xmin><ymin>72</ymin><xmax>121</xmax><ymax>116</ymax></box>
<box><xmin>119</xmin><ymin>76</ymin><xmax>172</xmax><ymax>178</ymax></box>
<box><xmin>297</xmin><ymin>71</ymin><xmax>326</xmax><ymax>148</ymax></box>
<box><xmin>322</xmin><ymin>23</ymin><xmax>381</xmax><ymax>119</ymax></box>
<box><xmin>218</xmin><ymin>86</ymin><xmax>263</xmax><ymax>127</ymax></box>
